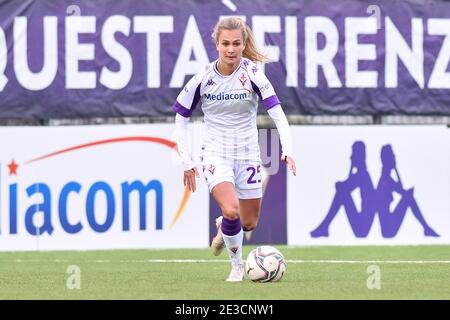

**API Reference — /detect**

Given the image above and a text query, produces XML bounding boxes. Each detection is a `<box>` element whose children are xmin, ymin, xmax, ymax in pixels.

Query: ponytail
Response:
<box><xmin>242</xmin><ymin>24</ymin><xmax>270</xmax><ymax>63</ymax></box>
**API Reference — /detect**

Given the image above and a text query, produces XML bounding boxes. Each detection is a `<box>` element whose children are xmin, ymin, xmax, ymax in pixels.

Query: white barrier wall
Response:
<box><xmin>288</xmin><ymin>126</ymin><xmax>450</xmax><ymax>245</ymax></box>
<box><xmin>0</xmin><ymin>124</ymin><xmax>209</xmax><ymax>251</ymax></box>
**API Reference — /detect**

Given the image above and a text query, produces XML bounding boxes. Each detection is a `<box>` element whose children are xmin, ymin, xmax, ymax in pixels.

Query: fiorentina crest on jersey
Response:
<box><xmin>239</xmin><ymin>73</ymin><xmax>247</xmax><ymax>86</ymax></box>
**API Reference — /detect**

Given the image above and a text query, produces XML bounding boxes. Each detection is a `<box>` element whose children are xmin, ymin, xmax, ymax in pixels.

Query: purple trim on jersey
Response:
<box><xmin>173</xmin><ymin>83</ymin><xmax>202</xmax><ymax>117</ymax></box>
<box><xmin>221</xmin><ymin>216</ymin><xmax>242</xmax><ymax>236</ymax></box>
<box><xmin>250</xmin><ymin>80</ymin><xmax>262</xmax><ymax>101</ymax></box>
<box><xmin>263</xmin><ymin>95</ymin><xmax>281</xmax><ymax>110</ymax></box>
<box><xmin>173</xmin><ymin>101</ymin><xmax>192</xmax><ymax>118</ymax></box>
<box><xmin>192</xmin><ymin>83</ymin><xmax>201</xmax><ymax>111</ymax></box>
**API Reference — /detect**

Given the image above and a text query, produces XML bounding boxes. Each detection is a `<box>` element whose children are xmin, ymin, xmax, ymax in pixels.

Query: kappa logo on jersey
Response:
<box><xmin>242</xmin><ymin>60</ymin><xmax>250</xmax><ymax>68</ymax></box>
<box><xmin>208</xmin><ymin>164</ymin><xmax>216</xmax><ymax>175</ymax></box>
<box><xmin>252</xmin><ymin>66</ymin><xmax>258</xmax><ymax>75</ymax></box>
<box><xmin>206</xmin><ymin>78</ymin><xmax>216</xmax><ymax>87</ymax></box>
<box><xmin>239</xmin><ymin>73</ymin><xmax>247</xmax><ymax>86</ymax></box>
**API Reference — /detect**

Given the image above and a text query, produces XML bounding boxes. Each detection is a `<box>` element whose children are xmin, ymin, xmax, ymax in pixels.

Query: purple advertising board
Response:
<box><xmin>0</xmin><ymin>0</ymin><xmax>449</xmax><ymax>118</ymax></box>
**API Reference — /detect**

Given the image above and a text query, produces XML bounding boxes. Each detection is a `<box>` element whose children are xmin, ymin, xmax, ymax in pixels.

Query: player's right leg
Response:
<box><xmin>203</xmin><ymin>156</ymin><xmax>235</xmax><ymax>257</ymax></box>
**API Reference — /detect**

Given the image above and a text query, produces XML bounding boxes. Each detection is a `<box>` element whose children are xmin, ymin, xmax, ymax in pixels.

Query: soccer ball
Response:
<box><xmin>245</xmin><ymin>245</ymin><xmax>286</xmax><ymax>282</ymax></box>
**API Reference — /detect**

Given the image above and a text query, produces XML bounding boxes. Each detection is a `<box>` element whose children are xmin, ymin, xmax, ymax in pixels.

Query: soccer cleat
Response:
<box><xmin>211</xmin><ymin>216</ymin><xmax>226</xmax><ymax>256</ymax></box>
<box><xmin>226</xmin><ymin>263</ymin><xmax>244</xmax><ymax>282</ymax></box>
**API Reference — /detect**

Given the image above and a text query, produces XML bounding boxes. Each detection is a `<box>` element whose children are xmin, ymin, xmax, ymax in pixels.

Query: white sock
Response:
<box><xmin>222</xmin><ymin>229</ymin><xmax>243</xmax><ymax>266</ymax></box>
<box><xmin>244</xmin><ymin>230</ymin><xmax>253</xmax><ymax>240</ymax></box>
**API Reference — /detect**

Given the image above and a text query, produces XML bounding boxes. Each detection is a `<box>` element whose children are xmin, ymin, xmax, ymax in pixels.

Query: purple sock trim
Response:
<box><xmin>221</xmin><ymin>217</ymin><xmax>242</xmax><ymax>236</ymax></box>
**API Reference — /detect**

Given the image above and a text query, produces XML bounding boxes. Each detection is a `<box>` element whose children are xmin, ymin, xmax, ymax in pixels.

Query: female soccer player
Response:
<box><xmin>173</xmin><ymin>17</ymin><xmax>296</xmax><ymax>282</ymax></box>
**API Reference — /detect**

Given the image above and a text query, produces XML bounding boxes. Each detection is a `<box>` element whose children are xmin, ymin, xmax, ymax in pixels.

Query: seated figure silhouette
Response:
<box><xmin>310</xmin><ymin>141</ymin><xmax>377</xmax><ymax>238</ymax></box>
<box><xmin>376</xmin><ymin>145</ymin><xmax>439</xmax><ymax>238</ymax></box>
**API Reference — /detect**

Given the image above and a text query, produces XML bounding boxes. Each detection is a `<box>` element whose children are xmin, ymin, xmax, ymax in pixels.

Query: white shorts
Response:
<box><xmin>201</xmin><ymin>156</ymin><xmax>262</xmax><ymax>199</ymax></box>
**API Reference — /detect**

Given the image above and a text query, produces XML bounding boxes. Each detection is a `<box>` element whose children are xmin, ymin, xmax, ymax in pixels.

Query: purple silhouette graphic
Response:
<box><xmin>311</xmin><ymin>141</ymin><xmax>377</xmax><ymax>238</ymax></box>
<box><xmin>376</xmin><ymin>145</ymin><xmax>439</xmax><ymax>238</ymax></box>
<box><xmin>311</xmin><ymin>142</ymin><xmax>439</xmax><ymax>238</ymax></box>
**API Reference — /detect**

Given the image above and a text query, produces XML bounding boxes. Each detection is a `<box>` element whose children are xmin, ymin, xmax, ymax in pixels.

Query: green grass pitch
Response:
<box><xmin>0</xmin><ymin>245</ymin><xmax>449</xmax><ymax>300</ymax></box>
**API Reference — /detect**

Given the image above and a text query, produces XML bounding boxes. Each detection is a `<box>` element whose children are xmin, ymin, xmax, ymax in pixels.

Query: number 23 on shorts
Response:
<box><xmin>246</xmin><ymin>165</ymin><xmax>261</xmax><ymax>184</ymax></box>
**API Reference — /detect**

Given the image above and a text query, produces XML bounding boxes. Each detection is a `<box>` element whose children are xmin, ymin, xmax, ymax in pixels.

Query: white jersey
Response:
<box><xmin>173</xmin><ymin>58</ymin><xmax>280</xmax><ymax>162</ymax></box>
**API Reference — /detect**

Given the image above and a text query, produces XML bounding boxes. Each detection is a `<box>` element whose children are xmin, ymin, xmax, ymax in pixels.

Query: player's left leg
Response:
<box><xmin>234</xmin><ymin>161</ymin><xmax>263</xmax><ymax>238</ymax></box>
<box><xmin>211</xmin><ymin>181</ymin><xmax>245</xmax><ymax>282</ymax></box>
<box><xmin>239</xmin><ymin>197</ymin><xmax>261</xmax><ymax>237</ymax></box>
<box><xmin>211</xmin><ymin>216</ymin><xmax>226</xmax><ymax>256</ymax></box>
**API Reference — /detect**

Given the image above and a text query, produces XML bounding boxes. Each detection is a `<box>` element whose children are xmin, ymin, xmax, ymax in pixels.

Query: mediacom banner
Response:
<box><xmin>288</xmin><ymin>126</ymin><xmax>450</xmax><ymax>245</ymax></box>
<box><xmin>0</xmin><ymin>124</ymin><xmax>209</xmax><ymax>251</ymax></box>
<box><xmin>1</xmin><ymin>0</ymin><xmax>450</xmax><ymax>118</ymax></box>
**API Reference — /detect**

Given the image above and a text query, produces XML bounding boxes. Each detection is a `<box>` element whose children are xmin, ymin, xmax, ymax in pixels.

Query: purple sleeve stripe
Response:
<box><xmin>250</xmin><ymin>80</ymin><xmax>262</xmax><ymax>100</ymax></box>
<box><xmin>173</xmin><ymin>101</ymin><xmax>192</xmax><ymax>118</ymax></box>
<box><xmin>191</xmin><ymin>83</ymin><xmax>201</xmax><ymax>111</ymax></box>
<box><xmin>173</xmin><ymin>83</ymin><xmax>202</xmax><ymax>118</ymax></box>
<box><xmin>263</xmin><ymin>95</ymin><xmax>281</xmax><ymax>110</ymax></box>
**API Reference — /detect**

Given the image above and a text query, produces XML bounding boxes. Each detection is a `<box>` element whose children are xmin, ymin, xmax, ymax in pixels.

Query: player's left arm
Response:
<box><xmin>247</xmin><ymin>61</ymin><xmax>297</xmax><ymax>176</ymax></box>
<box><xmin>267</xmin><ymin>105</ymin><xmax>296</xmax><ymax>176</ymax></box>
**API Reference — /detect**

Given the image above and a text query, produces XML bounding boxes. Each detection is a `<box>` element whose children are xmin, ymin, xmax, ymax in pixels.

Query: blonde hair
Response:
<box><xmin>212</xmin><ymin>17</ymin><xmax>269</xmax><ymax>63</ymax></box>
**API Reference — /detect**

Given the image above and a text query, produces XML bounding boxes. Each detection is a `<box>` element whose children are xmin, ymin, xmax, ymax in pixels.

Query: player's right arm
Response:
<box><xmin>173</xmin><ymin>67</ymin><xmax>208</xmax><ymax>192</ymax></box>
<box><xmin>175</xmin><ymin>114</ymin><xmax>199</xmax><ymax>192</ymax></box>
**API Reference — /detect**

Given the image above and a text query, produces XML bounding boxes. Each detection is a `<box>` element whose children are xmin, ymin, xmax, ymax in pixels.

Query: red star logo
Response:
<box><xmin>8</xmin><ymin>159</ymin><xmax>19</xmax><ymax>176</ymax></box>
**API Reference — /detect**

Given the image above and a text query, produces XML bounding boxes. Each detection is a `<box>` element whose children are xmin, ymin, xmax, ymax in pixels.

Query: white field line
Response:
<box><xmin>12</xmin><ymin>259</ymin><xmax>450</xmax><ymax>264</ymax></box>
